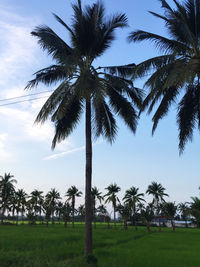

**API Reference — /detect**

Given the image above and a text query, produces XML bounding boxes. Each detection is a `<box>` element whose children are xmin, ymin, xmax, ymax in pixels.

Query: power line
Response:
<box><xmin>0</xmin><ymin>96</ymin><xmax>49</xmax><ymax>107</ymax></box>
<box><xmin>0</xmin><ymin>90</ymin><xmax>52</xmax><ymax>102</ymax></box>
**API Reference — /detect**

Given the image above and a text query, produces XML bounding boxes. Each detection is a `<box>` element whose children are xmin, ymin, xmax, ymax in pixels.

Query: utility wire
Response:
<box><xmin>0</xmin><ymin>90</ymin><xmax>52</xmax><ymax>102</ymax></box>
<box><xmin>0</xmin><ymin>96</ymin><xmax>49</xmax><ymax>107</ymax></box>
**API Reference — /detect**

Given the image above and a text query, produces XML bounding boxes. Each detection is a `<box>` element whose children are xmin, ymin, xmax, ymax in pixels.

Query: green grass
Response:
<box><xmin>0</xmin><ymin>224</ymin><xmax>200</xmax><ymax>266</ymax></box>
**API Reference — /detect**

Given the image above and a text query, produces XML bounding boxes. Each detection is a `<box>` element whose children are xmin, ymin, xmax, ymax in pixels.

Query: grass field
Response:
<box><xmin>0</xmin><ymin>223</ymin><xmax>200</xmax><ymax>267</ymax></box>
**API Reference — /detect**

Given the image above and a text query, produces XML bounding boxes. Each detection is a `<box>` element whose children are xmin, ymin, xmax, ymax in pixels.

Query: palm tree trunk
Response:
<box><xmin>1</xmin><ymin>207</ymin><xmax>6</xmax><ymax>224</ymax></box>
<box><xmin>85</xmin><ymin>99</ymin><xmax>92</xmax><ymax>255</ymax></box>
<box><xmin>72</xmin><ymin>197</ymin><xmax>75</xmax><ymax>228</ymax></box>
<box><xmin>114</xmin><ymin>206</ymin><xmax>116</xmax><ymax>228</ymax></box>
<box><xmin>94</xmin><ymin>203</ymin><xmax>96</xmax><ymax>229</ymax></box>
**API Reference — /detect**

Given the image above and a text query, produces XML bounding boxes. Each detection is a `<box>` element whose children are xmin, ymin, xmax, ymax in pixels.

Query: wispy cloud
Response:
<box><xmin>43</xmin><ymin>140</ymin><xmax>103</xmax><ymax>160</ymax></box>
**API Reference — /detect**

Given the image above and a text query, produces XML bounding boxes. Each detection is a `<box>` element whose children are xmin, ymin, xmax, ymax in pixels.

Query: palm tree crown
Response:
<box><xmin>146</xmin><ymin>182</ymin><xmax>169</xmax><ymax>207</ymax></box>
<box><xmin>129</xmin><ymin>0</ymin><xmax>200</xmax><ymax>153</ymax></box>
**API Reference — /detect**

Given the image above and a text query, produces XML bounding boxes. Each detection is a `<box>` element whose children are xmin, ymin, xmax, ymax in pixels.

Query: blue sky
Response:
<box><xmin>0</xmin><ymin>0</ymin><xmax>199</xmax><ymax>209</ymax></box>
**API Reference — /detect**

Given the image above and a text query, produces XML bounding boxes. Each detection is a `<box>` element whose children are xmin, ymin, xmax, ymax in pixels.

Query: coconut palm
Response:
<box><xmin>66</xmin><ymin>186</ymin><xmax>82</xmax><ymax>228</ymax></box>
<box><xmin>56</xmin><ymin>201</ymin><xmax>63</xmax><ymax>224</ymax></box>
<box><xmin>123</xmin><ymin>186</ymin><xmax>145</xmax><ymax>229</ymax></box>
<box><xmin>26</xmin><ymin>0</ymin><xmax>142</xmax><ymax>254</ymax></box>
<box><xmin>62</xmin><ymin>202</ymin><xmax>72</xmax><ymax>228</ymax></box>
<box><xmin>146</xmin><ymin>182</ymin><xmax>168</xmax><ymax>230</ymax></box>
<box><xmin>116</xmin><ymin>203</ymin><xmax>131</xmax><ymax>230</ymax></box>
<box><xmin>0</xmin><ymin>173</ymin><xmax>17</xmax><ymax>223</ymax></box>
<box><xmin>190</xmin><ymin>197</ymin><xmax>200</xmax><ymax>227</ymax></box>
<box><xmin>97</xmin><ymin>204</ymin><xmax>108</xmax><ymax>222</ymax></box>
<box><xmin>178</xmin><ymin>202</ymin><xmax>190</xmax><ymax>228</ymax></box>
<box><xmin>45</xmin><ymin>188</ymin><xmax>61</xmax><ymax>224</ymax></box>
<box><xmin>141</xmin><ymin>204</ymin><xmax>154</xmax><ymax>232</ymax></box>
<box><xmin>104</xmin><ymin>183</ymin><xmax>121</xmax><ymax>228</ymax></box>
<box><xmin>15</xmin><ymin>189</ymin><xmax>27</xmax><ymax>225</ymax></box>
<box><xmin>163</xmin><ymin>202</ymin><xmax>177</xmax><ymax>231</ymax></box>
<box><xmin>29</xmin><ymin>189</ymin><xmax>44</xmax><ymax>219</ymax></box>
<box><xmin>77</xmin><ymin>204</ymin><xmax>85</xmax><ymax>222</ymax></box>
<box><xmin>128</xmin><ymin>0</ymin><xmax>200</xmax><ymax>153</ymax></box>
<box><xmin>91</xmin><ymin>187</ymin><xmax>103</xmax><ymax>228</ymax></box>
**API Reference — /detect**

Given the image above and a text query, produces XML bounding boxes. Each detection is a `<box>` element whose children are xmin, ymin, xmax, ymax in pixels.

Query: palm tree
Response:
<box><xmin>178</xmin><ymin>202</ymin><xmax>190</xmax><ymax>228</ymax></box>
<box><xmin>29</xmin><ymin>189</ymin><xmax>44</xmax><ymax>219</ymax></box>
<box><xmin>163</xmin><ymin>202</ymin><xmax>177</xmax><ymax>232</ymax></box>
<box><xmin>105</xmin><ymin>183</ymin><xmax>121</xmax><ymax>228</ymax></box>
<box><xmin>116</xmin><ymin>203</ymin><xmax>131</xmax><ymax>230</ymax></box>
<box><xmin>45</xmin><ymin>188</ymin><xmax>61</xmax><ymax>224</ymax></box>
<box><xmin>141</xmin><ymin>204</ymin><xmax>154</xmax><ymax>232</ymax></box>
<box><xmin>77</xmin><ymin>204</ymin><xmax>85</xmax><ymax>223</ymax></box>
<box><xmin>66</xmin><ymin>186</ymin><xmax>82</xmax><ymax>228</ymax></box>
<box><xmin>15</xmin><ymin>189</ymin><xmax>27</xmax><ymax>225</ymax></box>
<box><xmin>97</xmin><ymin>204</ymin><xmax>108</xmax><ymax>223</ymax></box>
<box><xmin>91</xmin><ymin>187</ymin><xmax>103</xmax><ymax>228</ymax></box>
<box><xmin>123</xmin><ymin>186</ymin><xmax>145</xmax><ymax>230</ymax></box>
<box><xmin>0</xmin><ymin>173</ymin><xmax>17</xmax><ymax>223</ymax></box>
<box><xmin>62</xmin><ymin>202</ymin><xmax>72</xmax><ymax>228</ymax></box>
<box><xmin>128</xmin><ymin>0</ymin><xmax>200</xmax><ymax>153</ymax></box>
<box><xmin>190</xmin><ymin>197</ymin><xmax>200</xmax><ymax>227</ymax></box>
<box><xmin>146</xmin><ymin>182</ymin><xmax>168</xmax><ymax>230</ymax></box>
<box><xmin>56</xmin><ymin>201</ymin><xmax>63</xmax><ymax>224</ymax></box>
<box><xmin>26</xmin><ymin>0</ymin><xmax>142</xmax><ymax>254</ymax></box>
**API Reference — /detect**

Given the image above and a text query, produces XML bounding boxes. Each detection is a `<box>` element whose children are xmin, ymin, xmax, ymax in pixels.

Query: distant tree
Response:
<box><xmin>146</xmin><ymin>182</ymin><xmax>168</xmax><ymax>230</ymax></box>
<box><xmin>15</xmin><ymin>189</ymin><xmax>27</xmax><ymax>225</ymax></box>
<box><xmin>123</xmin><ymin>186</ymin><xmax>145</xmax><ymax>230</ymax></box>
<box><xmin>141</xmin><ymin>204</ymin><xmax>154</xmax><ymax>232</ymax></box>
<box><xmin>0</xmin><ymin>173</ymin><xmax>17</xmax><ymax>223</ymax></box>
<box><xmin>77</xmin><ymin>204</ymin><xmax>85</xmax><ymax>222</ymax></box>
<box><xmin>117</xmin><ymin>204</ymin><xmax>131</xmax><ymax>230</ymax></box>
<box><xmin>178</xmin><ymin>202</ymin><xmax>190</xmax><ymax>228</ymax></box>
<box><xmin>66</xmin><ymin>186</ymin><xmax>82</xmax><ymax>228</ymax></box>
<box><xmin>45</xmin><ymin>188</ymin><xmax>61</xmax><ymax>224</ymax></box>
<box><xmin>163</xmin><ymin>202</ymin><xmax>177</xmax><ymax>232</ymax></box>
<box><xmin>56</xmin><ymin>201</ymin><xmax>63</xmax><ymax>224</ymax></box>
<box><xmin>29</xmin><ymin>189</ymin><xmax>44</xmax><ymax>219</ymax></box>
<box><xmin>91</xmin><ymin>187</ymin><xmax>103</xmax><ymax>228</ymax></box>
<box><xmin>62</xmin><ymin>202</ymin><xmax>72</xmax><ymax>228</ymax></box>
<box><xmin>105</xmin><ymin>183</ymin><xmax>121</xmax><ymax>228</ymax></box>
<box><xmin>97</xmin><ymin>204</ymin><xmax>108</xmax><ymax>223</ymax></box>
<box><xmin>190</xmin><ymin>197</ymin><xmax>200</xmax><ymax>227</ymax></box>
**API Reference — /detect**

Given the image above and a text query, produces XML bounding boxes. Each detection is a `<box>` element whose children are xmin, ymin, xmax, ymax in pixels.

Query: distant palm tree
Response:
<box><xmin>141</xmin><ymin>204</ymin><xmax>154</xmax><ymax>232</ymax></box>
<box><xmin>62</xmin><ymin>202</ymin><xmax>72</xmax><ymax>228</ymax></box>
<box><xmin>163</xmin><ymin>202</ymin><xmax>177</xmax><ymax>232</ymax></box>
<box><xmin>123</xmin><ymin>186</ymin><xmax>145</xmax><ymax>230</ymax></box>
<box><xmin>45</xmin><ymin>188</ymin><xmax>61</xmax><ymax>224</ymax></box>
<box><xmin>117</xmin><ymin>204</ymin><xmax>131</xmax><ymax>230</ymax></box>
<box><xmin>190</xmin><ymin>197</ymin><xmax>200</xmax><ymax>227</ymax></box>
<box><xmin>105</xmin><ymin>183</ymin><xmax>121</xmax><ymax>228</ymax></box>
<box><xmin>66</xmin><ymin>186</ymin><xmax>82</xmax><ymax>228</ymax></box>
<box><xmin>77</xmin><ymin>204</ymin><xmax>85</xmax><ymax>223</ymax></box>
<box><xmin>178</xmin><ymin>202</ymin><xmax>190</xmax><ymax>228</ymax></box>
<box><xmin>91</xmin><ymin>187</ymin><xmax>103</xmax><ymax>228</ymax></box>
<box><xmin>146</xmin><ymin>182</ymin><xmax>168</xmax><ymax>230</ymax></box>
<box><xmin>15</xmin><ymin>189</ymin><xmax>27</xmax><ymax>225</ymax></box>
<box><xmin>56</xmin><ymin>201</ymin><xmax>63</xmax><ymax>224</ymax></box>
<box><xmin>26</xmin><ymin>0</ymin><xmax>142</xmax><ymax>254</ymax></box>
<box><xmin>0</xmin><ymin>173</ymin><xmax>17</xmax><ymax>223</ymax></box>
<box><xmin>29</xmin><ymin>189</ymin><xmax>44</xmax><ymax>219</ymax></box>
<box><xmin>128</xmin><ymin>0</ymin><xmax>200</xmax><ymax>153</ymax></box>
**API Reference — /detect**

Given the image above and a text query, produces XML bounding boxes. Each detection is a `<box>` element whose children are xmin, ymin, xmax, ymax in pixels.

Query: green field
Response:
<box><xmin>0</xmin><ymin>224</ymin><xmax>200</xmax><ymax>267</ymax></box>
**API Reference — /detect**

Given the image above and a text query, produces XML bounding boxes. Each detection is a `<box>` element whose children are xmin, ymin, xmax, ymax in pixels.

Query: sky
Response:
<box><xmin>0</xmin><ymin>0</ymin><xmax>199</xmax><ymax>211</ymax></box>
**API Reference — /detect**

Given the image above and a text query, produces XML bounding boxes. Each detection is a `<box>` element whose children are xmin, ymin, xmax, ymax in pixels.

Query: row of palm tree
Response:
<box><xmin>1</xmin><ymin>173</ymin><xmax>200</xmax><ymax>231</ymax></box>
<box><xmin>23</xmin><ymin>0</ymin><xmax>200</xmax><ymax>254</ymax></box>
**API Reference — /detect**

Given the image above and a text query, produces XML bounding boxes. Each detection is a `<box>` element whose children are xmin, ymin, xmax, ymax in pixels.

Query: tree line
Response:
<box><xmin>1</xmin><ymin>173</ymin><xmax>200</xmax><ymax>232</ymax></box>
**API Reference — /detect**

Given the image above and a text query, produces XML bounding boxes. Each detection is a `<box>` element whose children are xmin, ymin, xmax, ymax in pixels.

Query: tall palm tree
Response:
<box><xmin>128</xmin><ymin>0</ymin><xmax>200</xmax><ymax>153</ymax></box>
<box><xmin>0</xmin><ymin>173</ymin><xmax>17</xmax><ymax>223</ymax></box>
<box><xmin>91</xmin><ymin>187</ymin><xmax>103</xmax><ymax>228</ymax></box>
<box><xmin>146</xmin><ymin>181</ymin><xmax>168</xmax><ymax>230</ymax></box>
<box><xmin>163</xmin><ymin>202</ymin><xmax>177</xmax><ymax>232</ymax></box>
<box><xmin>77</xmin><ymin>204</ymin><xmax>85</xmax><ymax>222</ymax></box>
<box><xmin>45</xmin><ymin>188</ymin><xmax>61</xmax><ymax>224</ymax></box>
<box><xmin>123</xmin><ymin>186</ymin><xmax>145</xmax><ymax>229</ymax></box>
<box><xmin>26</xmin><ymin>0</ymin><xmax>142</xmax><ymax>254</ymax></box>
<box><xmin>104</xmin><ymin>183</ymin><xmax>121</xmax><ymax>228</ymax></box>
<box><xmin>141</xmin><ymin>204</ymin><xmax>154</xmax><ymax>232</ymax></box>
<box><xmin>66</xmin><ymin>186</ymin><xmax>82</xmax><ymax>228</ymax></box>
